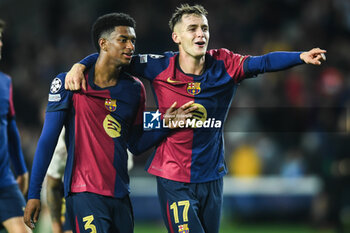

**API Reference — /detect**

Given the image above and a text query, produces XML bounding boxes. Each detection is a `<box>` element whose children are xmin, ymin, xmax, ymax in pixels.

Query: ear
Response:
<box><xmin>172</xmin><ymin>32</ymin><xmax>180</xmax><ymax>44</ymax></box>
<box><xmin>99</xmin><ymin>38</ymin><xmax>107</xmax><ymax>52</ymax></box>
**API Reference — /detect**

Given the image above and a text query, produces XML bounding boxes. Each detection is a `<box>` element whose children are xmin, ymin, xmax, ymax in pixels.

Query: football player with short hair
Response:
<box><xmin>24</xmin><ymin>12</ymin><xmax>194</xmax><ymax>233</ymax></box>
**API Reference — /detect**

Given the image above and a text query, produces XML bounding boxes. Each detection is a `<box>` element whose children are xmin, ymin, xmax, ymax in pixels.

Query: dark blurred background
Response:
<box><xmin>1</xmin><ymin>0</ymin><xmax>350</xmax><ymax>232</ymax></box>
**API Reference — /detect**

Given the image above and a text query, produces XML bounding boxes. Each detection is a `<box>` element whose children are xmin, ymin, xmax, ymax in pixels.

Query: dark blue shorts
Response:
<box><xmin>157</xmin><ymin>177</ymin><xmax>223</xmax><ymax>233</ymax></box>
<box><xmin>66</xmin><ymin>192</ymin><xmax>134</xmax><ymax>233</ymax></box>
<box><xmin>0</xmin><ymin>184</ymin><xmax>26</xmax><ymax>223</ymax></box>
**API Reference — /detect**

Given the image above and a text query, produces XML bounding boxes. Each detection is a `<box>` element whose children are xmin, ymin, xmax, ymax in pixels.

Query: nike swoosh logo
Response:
<box><xmin>239</xmin><ymin>55</ymin><xmax>244</xmax><ymax>65</ymax></box>
<box><xmin>167</xmin><ymin>77</ymin><xmax>181</xmax><ymax>83</ymax></box>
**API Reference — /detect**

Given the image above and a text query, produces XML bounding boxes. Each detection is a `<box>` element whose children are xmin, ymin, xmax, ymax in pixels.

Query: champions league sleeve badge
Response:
<box><xmin>50</xmin><ymin>77</ymin><xmax>62</xmax><ymax>94</ymax></box>
<box><xmin>48</xmin><ymin>77</ymin><xmax>62</xmax><ymax>102</ymax></box>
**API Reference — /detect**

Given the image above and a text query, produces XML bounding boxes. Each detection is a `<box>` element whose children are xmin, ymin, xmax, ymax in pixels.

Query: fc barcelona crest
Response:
<box><xmin>187</xmin><ymin>82</ymin><xmax>201</xmax><ymax>95</ymax></box>
<box><xmin>178</xmin><ymin>224</ymin><xmax>189</xmax><ymax>233</ymax></box>
<box><xmin>105</xmin><ymin>99</ymin><xmax>117</xmax><ymax>112</ymax></box>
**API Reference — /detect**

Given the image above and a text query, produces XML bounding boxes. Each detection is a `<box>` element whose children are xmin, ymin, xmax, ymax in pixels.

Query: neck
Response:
<box><xmin>94</xmin><ymin>55</ymin><xmax>122</xmax><ymax>88</ymax></box>
<box><xmin>178</xmin><ymin>51</ymin><xmax>205</xmax><ymax>75</ymax></box>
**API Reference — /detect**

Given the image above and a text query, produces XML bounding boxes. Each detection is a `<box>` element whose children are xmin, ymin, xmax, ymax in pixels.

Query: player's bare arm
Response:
<box><xmin>16</xmin><ymin>171</ymin><xmax>29</xmax><ymax>195</ymax></box>
<box><xmin>24</xmin><ymin>199</ymin><xmax>41</xmax><ymax>230</ymax></box>
<box><xmin>46</xmin><ymin>176</ymin><xmax>64</xmax><ymax>233</ymax></box>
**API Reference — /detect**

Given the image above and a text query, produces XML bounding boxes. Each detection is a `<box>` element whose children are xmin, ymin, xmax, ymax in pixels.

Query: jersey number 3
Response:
<box><xmin>83</xmin><ymin>215</ymin><xmax>97</xmax><ymax>233</ymax></box>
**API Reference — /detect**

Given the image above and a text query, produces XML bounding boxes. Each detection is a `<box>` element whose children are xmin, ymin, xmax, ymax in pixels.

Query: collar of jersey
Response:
<box><xmin>86</xmin><ymin>64</ymin><xmax>125</xmax><ymax>91</ymax></box>
<box><xmin>175</xmin><ymin>53</ymin><xmax>213</xmax><ymax>80</ymax></box>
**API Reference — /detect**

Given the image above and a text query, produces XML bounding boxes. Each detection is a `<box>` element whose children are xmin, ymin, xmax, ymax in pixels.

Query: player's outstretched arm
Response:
<box><xmin>245</xmin><ymin>48</ymin><xmax>327</xmax><ymax>75</ymax></box>
<box><xmin>300</xmin><ymin>48</ymin><xmax>326</xmax><ymax>65</ymax></box>
<box><xmin>24</xmin><ymin>199</ymin><xmax>41</xmax><ymax>229</ymax></box>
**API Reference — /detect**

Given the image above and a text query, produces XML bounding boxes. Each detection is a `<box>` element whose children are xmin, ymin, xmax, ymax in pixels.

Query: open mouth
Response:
<box><xmin>195</xmin><ymin>41</ymin><xmax>206</xmax><ymax>47</ymax></box>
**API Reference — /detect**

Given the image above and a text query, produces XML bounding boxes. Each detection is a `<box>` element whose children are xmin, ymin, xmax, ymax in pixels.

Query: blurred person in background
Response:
<box><xmin>0</xmin><ymin>19</ymin><xmax>31</xmax><ymax>233</ymax></box>
<box><xmin>46</xmin><ymin>128</ymin><xmax>72</xmax><ymax>233</ymax></box>
<box><xmin>65</xmin><ymin>4</ymin><xmax>327</xmax><ymax>233</ymax></box>
<box><xmin>229</xmin><ymin>144</ymin><xmax>262</xmax><ymax>177</ymax></box>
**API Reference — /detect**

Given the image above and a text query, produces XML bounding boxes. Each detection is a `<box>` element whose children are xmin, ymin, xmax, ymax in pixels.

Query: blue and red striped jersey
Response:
<box><xmin>0</xmin><ymin>71</ymin><xmax>27</xmax><ymax>187</ymax></box>
<box><xmin>47</xmin><ymin>66</ymin><xmax>145</xmax><ymax>198</ymax></box>
<box><xmin>80</xmin><ymin>49</ymin><xmax>304</xmax><ymax>183</ymax></box>
<box><xmin>128</xmin><ymin>49</ymin><xmax>249</xmax><ymax>183</ymax></box>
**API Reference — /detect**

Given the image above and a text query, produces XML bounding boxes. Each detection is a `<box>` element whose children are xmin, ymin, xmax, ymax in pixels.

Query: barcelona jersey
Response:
<box><xmin>0</xmin><ymin>72</ymin><xmax>17</xmax><ymax>187</ymax></box>
<box><xmin>47</xmin><ymin>65</ymin><xmax>145</xmax><ymax>198</ymax></box>
<box><xmin>79</xmin><ymin>50</ymin><xmax>304</xmax><ymax>184</ymax></box>
<box><xmin>128</xmin><ymin>49</ymin><xmax>249</xmax><ymax>183</ymax></box>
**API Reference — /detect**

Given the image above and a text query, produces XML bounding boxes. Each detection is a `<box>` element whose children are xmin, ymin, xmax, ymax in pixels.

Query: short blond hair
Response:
<box><xmin>168</xmin><ymin>4</ymin><xmax>208</xmax><ymax>31</ymax></box>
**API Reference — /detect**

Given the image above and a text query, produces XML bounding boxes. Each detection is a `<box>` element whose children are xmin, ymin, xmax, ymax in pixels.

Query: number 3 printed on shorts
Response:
<box><xmin>83</xmin><ymin>215</ymin><xmax>97</xmax><ymax>233</ymax></box>
<box><xmin>170</xmin><ymin>200</ymin><xmax>190</xmax><ymax>223</ymax></box>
